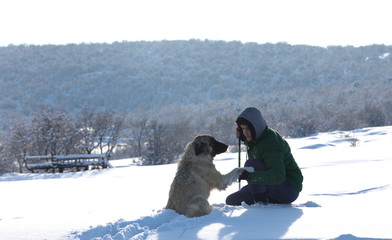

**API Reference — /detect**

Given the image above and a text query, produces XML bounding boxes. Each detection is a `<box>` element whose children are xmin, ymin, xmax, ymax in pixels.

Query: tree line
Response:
<box><xmin>1</xmin><ymin>85</ymin><xmax>390</xmax><ymax>174</ymax></box>
<box><xmin>0</xmin><ymin>106</ymin><xmax>217</xmax><ymax>174</ymax></box>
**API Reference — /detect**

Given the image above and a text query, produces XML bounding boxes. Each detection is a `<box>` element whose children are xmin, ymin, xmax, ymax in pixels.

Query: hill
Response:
<box><xmin>1</xmin><ymin>41</ymin><xmax>392</xmax><ymax>135</ymax></box>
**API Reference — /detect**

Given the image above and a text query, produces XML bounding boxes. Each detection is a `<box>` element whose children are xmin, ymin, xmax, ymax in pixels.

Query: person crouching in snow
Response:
<box><xmin>226</xmin><ymin>107</ymin><xmax>303</xmax><ymax>205</ymax></box>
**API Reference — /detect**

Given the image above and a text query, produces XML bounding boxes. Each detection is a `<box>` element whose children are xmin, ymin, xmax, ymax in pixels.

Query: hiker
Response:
<box><xmin>226</xmin><ymin>107</ymin><xmax>303</xmax><ymax>205</ymax></box>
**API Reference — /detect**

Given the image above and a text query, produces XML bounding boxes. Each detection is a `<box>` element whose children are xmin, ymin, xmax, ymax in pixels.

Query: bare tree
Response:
<box><xmin>4</xmin><ymin>119</ymin><xmax>31</xmax><ymax>173</ymax></box>
<box><xmin>77</xmin><ymin>109</ymin><xmax>125</xmax><ymax>158</ymax></box>
<box><xmin>77</xmin><ymin>109</ymin><xmax>100</xmax><ymax>154</ymax></box>
<box><xmin>92</xmin><ymin>110</ymin><xmax>124</xmax><ymax>158</ymax></box>
<box><xmin>145</xmin><ymin>120</ymin><xmax>165</xmax><ymax>165</ymax></box>
<box><xmin>105</xmin><ymin>114</ymin><xmax>125</xmax><ymax>158</ymax></box>
<box><xmin>168</xmin><ymin>120</ymin><xmax>194</xmax><ymax>156</ymax></box>
<box><xmin>30</xmin><ymin>106</ymin><xmax>79</xmax><ymax>157</ymax></box>
<box><xmin>0</xmin><ymin>133</ymin><xmax>18</xmax><ymax>174</ymax></box>
<box><xmin>144</xmin><ymin>120</ymin><xmax>193</xmax><ymax>165</ymax></box>
<box><xmin>127</xmin><ymin>117</ymin><xmax>148</xmax><ymax>157</ymax></box>
<box><xmin>94</xmin><ymin>111</ymin><xmax>111</xmax><ymax>155</ymax></box>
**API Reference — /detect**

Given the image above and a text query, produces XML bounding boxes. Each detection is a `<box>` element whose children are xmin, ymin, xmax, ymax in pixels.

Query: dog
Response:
<box><xmin>165</xmin><ymin>134</ymin><xmax>242</xmax><ymax>217</ymax></box>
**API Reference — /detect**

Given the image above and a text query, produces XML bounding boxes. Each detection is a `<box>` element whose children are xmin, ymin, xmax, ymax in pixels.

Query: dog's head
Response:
<box><xmin>193</xmin><ymin>134</ymin><xmax>228</xmax><ymax>158</ymax></box>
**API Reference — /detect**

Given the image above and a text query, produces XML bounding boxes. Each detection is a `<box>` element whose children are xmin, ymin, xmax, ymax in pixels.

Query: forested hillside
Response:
<box><xmin>1</xmin><ymin>40</ymin><xmax>392</xmax><ymax>173</ymax></box>
<box><xmin>1</xmin><ymin>40</ymin><xmax>392</xmax><ymax>136</ymax></box>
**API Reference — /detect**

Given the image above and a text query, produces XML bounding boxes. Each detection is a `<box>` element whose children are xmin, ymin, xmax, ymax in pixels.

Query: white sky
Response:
<box><xmin>0</xmin><ymin>0</ymin><xmax>391</xmax><ymax>47</ymax></box>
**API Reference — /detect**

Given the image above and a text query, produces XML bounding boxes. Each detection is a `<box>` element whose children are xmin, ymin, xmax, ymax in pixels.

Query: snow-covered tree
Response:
<box><xmin>30</xmin><ymin>106</ymin><xmax>79</xmax><ymax>157</ymax></box>
<box><xmin>127</xmin><ymin>117</ymin><xmax>148</xmax><ymax>157</ymax></box>
<box><xmin>144</xmin><ymin>120</ymin><xmax>193</xmax><ymax>165</ymax></box>
<box><xmin>4</xmin><ymin>119</ymin><xmax>31</xmax><ymax>173</ymax></box>
<box><xmin>103</xmin><ymin>113</ymin><xmax>125</xmax><ymax>158</ymax></box>
<box><xmin>77</xmin><ymin>109</ymin><xmax>100</xmax><ymax>154</ymax></box>
<box><xmin>0</xmin><ymin>134</ymin><xmax>18</xmax><ymax>174</ymax></box>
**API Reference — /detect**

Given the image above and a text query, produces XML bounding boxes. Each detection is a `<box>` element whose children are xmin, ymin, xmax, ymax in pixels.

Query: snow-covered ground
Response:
<box><xmin>1</xmin><ymin>126</ymin><xmax>392</xmax><ymax>240</ymax></box>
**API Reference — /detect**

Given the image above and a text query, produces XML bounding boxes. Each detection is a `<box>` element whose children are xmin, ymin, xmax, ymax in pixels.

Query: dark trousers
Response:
<box><xmin>226</xmin><ymin>159</ymin><xmax>299</xmax><ymax>205</ymax></box>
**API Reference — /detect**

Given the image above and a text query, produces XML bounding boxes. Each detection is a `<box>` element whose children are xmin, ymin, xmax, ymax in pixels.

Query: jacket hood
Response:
<box><xmin>236</xmin><ymin>107</ymin><xmax>267</xmax><ymax>140</ymax></box>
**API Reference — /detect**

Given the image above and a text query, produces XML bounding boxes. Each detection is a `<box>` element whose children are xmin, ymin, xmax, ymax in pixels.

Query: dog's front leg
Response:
<box><xmin>222</xmin><ymin>168</ymin><xmax>242</xmax><ymax>188</ymax></box>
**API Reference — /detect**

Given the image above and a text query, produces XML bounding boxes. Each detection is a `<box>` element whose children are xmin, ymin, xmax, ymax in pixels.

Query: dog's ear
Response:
<box><xmin>194</xmin><ymin>142</ymin><xmax>207</xmax><ymax>156</ymax></box>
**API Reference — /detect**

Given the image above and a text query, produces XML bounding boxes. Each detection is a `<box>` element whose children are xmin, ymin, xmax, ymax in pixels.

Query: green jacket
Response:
<box><xmin>245</xmin><ymin>127</ymin><xmax>303</xmax><ymax>192</ymax></box>
<box><xmin>237</xmin><ymin>107</ymin><xmax>303</xmax><ymax>192</ymax></box>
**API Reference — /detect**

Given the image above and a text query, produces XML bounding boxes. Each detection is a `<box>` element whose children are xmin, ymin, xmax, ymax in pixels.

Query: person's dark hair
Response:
<box><xmin>236</xmin><ymin>117</ymin><xmax>256</xmax><ymax>140</ymax></box>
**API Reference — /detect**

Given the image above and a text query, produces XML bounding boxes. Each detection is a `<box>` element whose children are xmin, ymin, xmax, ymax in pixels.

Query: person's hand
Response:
<box><xmin>238</xmin><ymin>167</ymin><xmax>253</xmax><ymax>181</ymax></box>
<box><xmin>238</xmin><ymin>169</ymin><xmax>251</xmax><ymax>181</ymax></box>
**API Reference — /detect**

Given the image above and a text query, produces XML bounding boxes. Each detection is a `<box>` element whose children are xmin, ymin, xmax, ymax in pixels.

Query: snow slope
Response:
<box><xmin>1</xmin><ymin>126</ymin><xmax>392</xmax><ymax>240</ymax></box>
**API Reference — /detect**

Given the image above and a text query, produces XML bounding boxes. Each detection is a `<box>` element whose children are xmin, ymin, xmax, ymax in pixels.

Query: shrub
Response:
<box><xmin>286</xmin><ymin>117</ymin><xmax>319</xmax><ymax>138</ymax></box>
<box><xmin>359</xmin><ymin>104</ymin><xmax>386</xmax><ymax>127</ymax></box>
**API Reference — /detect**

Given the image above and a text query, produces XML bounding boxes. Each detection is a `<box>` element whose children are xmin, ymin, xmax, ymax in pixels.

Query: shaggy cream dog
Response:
<box><xmin>166</xmin><ymin>134</ymin><xmax>245</xmax><ymax>217</ymax></box>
